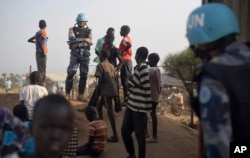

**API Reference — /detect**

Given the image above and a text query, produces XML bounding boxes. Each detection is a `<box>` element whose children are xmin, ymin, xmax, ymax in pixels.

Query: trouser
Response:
<box><xmin>120</xmin><ymin>60</ymin><xmax>132</xmax><ymax>100</ymax></box>
<box><xmin>88</xmin><ymin>88</ymin><xmax>99</xmax><ymax>107</ymax></box>
<box><xmin>36</xmin><ymin>52</ymin><xmax>47</xmax><ymax>86</ymax></box>
<box><xmin>97</xmin><ymin>96</ymin><xmax>118</xmax><ymax>137</ymax></box>
<box><xmin>145</xmin><ymin>102</ymin><xmax>158</xmax><ymax>139</ymax></box>
<box><xmin>121</xmin><ymin>108</ymin><xmax>146</xmax><ymax>158</ymax></box>
<box><xmin>65</xmin><ymin>51</ymin><xmax>90</xmax><ymax>94</ymax></box>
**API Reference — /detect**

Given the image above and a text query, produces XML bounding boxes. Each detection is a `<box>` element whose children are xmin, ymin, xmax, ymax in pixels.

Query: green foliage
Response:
<box><xmin>162</xmin><ymin>48</ymin><xmax>200</xmax><ymax>81</ymax></box>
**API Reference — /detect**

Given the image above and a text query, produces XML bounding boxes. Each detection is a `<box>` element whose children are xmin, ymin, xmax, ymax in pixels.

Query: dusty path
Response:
<box><xmin>0</xmin><ymin>93</ymin><xmax>198</xmax><ymax>158</ymax></box>
<box><xmin>74</xmin><ymin>102</ymin><xmax>198</xmax><ymax>158</ymax></box>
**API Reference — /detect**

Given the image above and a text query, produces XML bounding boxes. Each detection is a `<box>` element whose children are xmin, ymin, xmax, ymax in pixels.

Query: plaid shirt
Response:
<box><xmin>61</xmin><ymin>127</ymin><xmax>78</xmax><ymax>158</ymax></box>
<box><xmin>0</xmin><ymin>106</ymin><xmax>29</xmax><ymax>151</ymax></box>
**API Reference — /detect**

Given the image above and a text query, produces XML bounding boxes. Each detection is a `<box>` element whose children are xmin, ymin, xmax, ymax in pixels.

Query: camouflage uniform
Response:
<box><xmin>198</xmin><ymin>42</ymin><xmax>250</xmax><ymax>158</ymax></box>
<box><xmin>65</xmin><ymin>26</ymin><xmax>92</xmax><ymax>96</ymax></box>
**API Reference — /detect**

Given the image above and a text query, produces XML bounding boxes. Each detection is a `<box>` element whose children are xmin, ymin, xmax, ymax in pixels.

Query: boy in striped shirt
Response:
<box><xmin>121</xmin><ymin>47</ymin><xmax>151</xmax><ymax>158</ymax></box>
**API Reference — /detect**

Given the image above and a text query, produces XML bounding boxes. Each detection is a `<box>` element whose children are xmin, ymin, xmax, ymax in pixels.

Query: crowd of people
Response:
<box><xmin>1</xmin><ymin>2</ymin><xmax>250</xmax><ymax>158</ymax></box>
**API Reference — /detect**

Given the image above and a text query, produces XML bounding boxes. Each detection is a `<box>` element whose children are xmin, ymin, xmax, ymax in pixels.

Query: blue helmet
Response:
<box><xmin>186</xmin><ymin>3</ymin><xmax>240</xmax><ymax>45</ymax></box>
<box><xmin>76</xmin><ymin>13</ymin><xmax>88</xmax><ymax>22</ymax></box>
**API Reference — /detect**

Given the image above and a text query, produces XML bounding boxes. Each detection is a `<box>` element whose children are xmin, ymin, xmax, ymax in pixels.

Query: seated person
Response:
<box><xmin>3</xmin><ymin>104</ymin><xmax>35</xmax><ymax>156</ymax></box>
<box><xmin>76</xmin><ymin>106</ymin><xmax>107</xmax><ymax>157</ymax></box>
<box><xmin>0</xmin><ymin>106</ymin><xmax>29</xmax><ymax>158</ymax></box>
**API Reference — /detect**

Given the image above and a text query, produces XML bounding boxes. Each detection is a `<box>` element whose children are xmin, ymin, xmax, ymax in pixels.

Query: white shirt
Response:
<box><xmin>19</xmin><ymin>85</ymin><xmax>48</xmax><ymax>119</ymax></box>
<box><xmin>4</xmin><ymin>80</ymin><xmax>12</xmax><ymax>90</ymax></box>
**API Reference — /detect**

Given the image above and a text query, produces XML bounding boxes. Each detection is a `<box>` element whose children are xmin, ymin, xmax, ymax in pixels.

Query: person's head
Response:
<box><xmin>39</xmin><ymin>20</ymin><xmax>46</xmax><ymax>29</ymax></box>
<box><xmin>13</xmin><ymin>104</ymin><xmax>29</xmax><ymax>122</ymax></box>
<box><xmin>106</xmin><ymin>27</ymin><xmax>115</xmax><ymax>36</ymax></box>
<box><xmin>105</xmin><ymin>34</ymin><xmax>115</xmax><ymax>46</ymax></box>
<box><xmin>29</xmin><ymin>71</ymin><xmax>40</xmax><ymax>85</ymax></box>
<box><xmin>85</xmin><ymin>106</ymin><xmax>98</xmax><ymax>122</ymax></box>
<box><xmin>100</xmin><ymin>49</ymin><xmax>110</xmax><ymax>62</ymax></box>
<box><xmin>135</xmin><ymin>47</ymin><xmax>149</xmax><ymax>64</ymax></box>
<box><xmin>186</xmin><ymin>3</ymin><xmax>240</xmax><ymax>60</ymax></box>
<box><xmin>148</xmin><ymin>53</ymin><xmax>160</xmax><ymax>67</ymax></box>
<box><xmin>32</xmin><ymin>94</ymin><xmax>75</xmax><ymax>158</ymax></box>
<box><xmin>105</xmin><ymin>27</ymin><xmax>115</xmax><ymax>46</ymax></box>
<box><xmin>76</xmin><ymin>13</ymin><xmax>88</xmax><ymax>28</ymax></box>
<box><xmin>120</xmin><ymin>25</ymin><xmax>130</xmax><ymax>36</ymax></box>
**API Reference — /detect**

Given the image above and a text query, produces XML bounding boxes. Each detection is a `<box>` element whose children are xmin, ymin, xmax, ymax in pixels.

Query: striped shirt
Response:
<box><xmin>127</xmin><ymin>62</ymin><xmax>152</xmax><ymax>113</ymax></box>
<box><xmin>89</xmin><ymin>120</ymin><xmax>107</xmax><ymax>152</ymax></box>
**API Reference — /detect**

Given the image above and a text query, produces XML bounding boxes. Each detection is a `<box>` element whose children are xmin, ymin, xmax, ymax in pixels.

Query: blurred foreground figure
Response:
<box><xmin>186</xmin><ymin>3</ymin><xmax>250</xmax><ymax>158</ymax></box>
<box><xmin>22</xmin><ymin>94</ymin><xmax>75</xmax><ymax>158</ymax></box>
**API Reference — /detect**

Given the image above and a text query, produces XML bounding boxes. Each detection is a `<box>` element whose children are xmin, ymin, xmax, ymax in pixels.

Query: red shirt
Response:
<box><xmin>119</xmin><ymin>35</ymin><xmax>132</xmax><ymax>60</ymax></box>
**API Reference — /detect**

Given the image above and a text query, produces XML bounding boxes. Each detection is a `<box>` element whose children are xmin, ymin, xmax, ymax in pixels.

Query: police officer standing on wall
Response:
<box><xmin>186</xmin><ymin>3</ymin><xmax>250</xmax><ymax>158</ymax></box>
<box><xmin>65</xmin><ymin>13</ymin><xmax>92</xmax><ymax>101</ymax></box>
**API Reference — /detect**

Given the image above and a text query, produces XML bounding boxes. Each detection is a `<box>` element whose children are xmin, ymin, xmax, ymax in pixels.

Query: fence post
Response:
<box><xmin>190</xmin><ymin>65</ymin><xmax>194</xmax><ymax>128</ymax></box>
<box><xmin>29</xmin><ymin>65</ymin><xmax>32</xmax><ymax>74</ymax></box>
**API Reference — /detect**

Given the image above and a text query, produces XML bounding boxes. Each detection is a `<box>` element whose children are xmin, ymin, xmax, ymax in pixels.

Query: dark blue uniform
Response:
<box><xmin>65</xmin><ymin>26</ymin><xmax>92</xmax><ymax>95</ymax></box>
<box><xmin>197</xmin><ymin>42</ymin><xmax>250</xmax><ymax>158</ymax></box>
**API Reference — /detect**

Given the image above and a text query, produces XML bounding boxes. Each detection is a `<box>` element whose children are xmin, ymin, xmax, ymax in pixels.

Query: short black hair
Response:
<box><xmin>106</xmin><ymin>27</ymin><xmax>115</xmax><ymax>35</ymax></box>
<box><xmin>29</xmin><ymin>71</ymin><xmax>40</xmax><ymax>84</ymax></box>
<box><xmin>85</xmin><ymin>106</ymin><xmax>97</xmax><ymax>121</ymax></box>
<box><xmin>39</xmin><ymin>20</ymin><xmax>46</xmax><ymax>28</ymax></box>
<box><xmin>121</xmin><ymin>25</ymin><xmax>130</xmax><ymax>35</ymax></box>
<box><xmin>33</xmin><ymin>94</ymin><xmax>74</xmax><ymax>121</ymax></box>
<box><xmin>100</xmin><ymin>49</ymin><xmax>110</xmax><ymax>60</ymax></box>
<box><xmin>136</xmin><ymin>47</ymin><xmax>149</xmax><ymax>61</ymax></box>
<box><xmin>148</xmin><ymin>53</ymin><xmax>160</xmax><ymax>65</ymax></box>
<box><xmin>104</xmin><ymin>33</ymin><xmax>115</xmax><ymax>44</ymax></box>
<box><xmin>13</xmin><ymin>104</ymin><xmax>29</xmax><ymax>121</ymax></box>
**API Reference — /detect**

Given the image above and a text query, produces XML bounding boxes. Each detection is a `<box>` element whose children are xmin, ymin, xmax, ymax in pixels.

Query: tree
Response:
<box><xmin>162</xmin><ymin>48</ymin><xmax>200</xmax><ymax>81</ymax></box>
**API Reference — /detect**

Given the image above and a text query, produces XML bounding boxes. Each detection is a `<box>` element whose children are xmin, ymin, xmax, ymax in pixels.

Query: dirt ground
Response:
<box><xmin>0</xmin><ymin>92</ymin><xmax>198</xmax><ymax>158</ymax></box>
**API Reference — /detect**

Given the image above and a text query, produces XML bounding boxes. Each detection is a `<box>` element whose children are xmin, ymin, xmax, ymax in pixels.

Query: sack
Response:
<box><xmin>169</xmin><ymin>95</ymin><xmax>181</xmax><ymax>105</ymax></box>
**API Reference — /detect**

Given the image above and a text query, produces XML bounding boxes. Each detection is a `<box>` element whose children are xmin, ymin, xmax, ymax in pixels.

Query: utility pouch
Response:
<box><xmin>83</xmin><ymin>50</ymin><xmax>90</xmax><ymax>57</ymax></box>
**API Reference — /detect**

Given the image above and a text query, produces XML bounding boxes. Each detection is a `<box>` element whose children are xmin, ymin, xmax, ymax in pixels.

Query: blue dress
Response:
<box><xmin>3</xmin><ymin>121</ymin><xmax>35</xmax><ymax>154</ymax></box>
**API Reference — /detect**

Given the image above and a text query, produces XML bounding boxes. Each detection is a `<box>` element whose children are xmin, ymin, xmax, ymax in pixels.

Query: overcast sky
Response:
<box><xmin>0</xmin><ymin>0</ymin><xmax>200</xmax><ymax>75</ymax></box>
